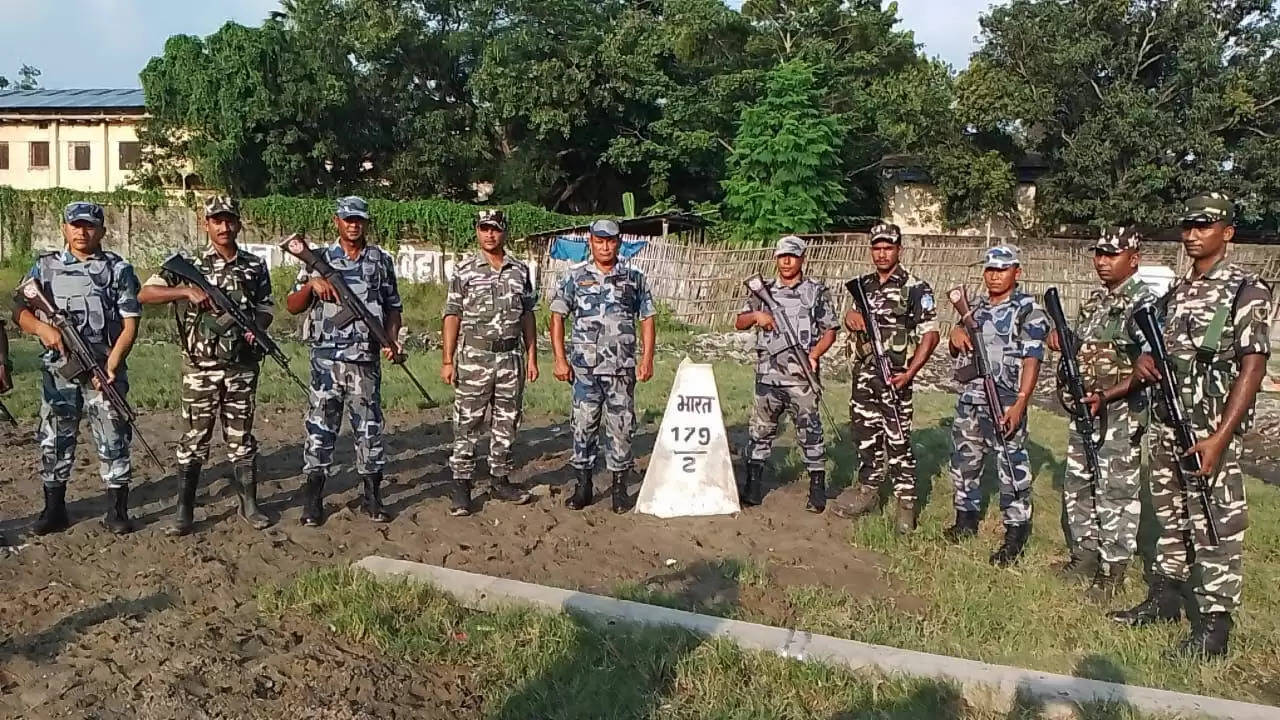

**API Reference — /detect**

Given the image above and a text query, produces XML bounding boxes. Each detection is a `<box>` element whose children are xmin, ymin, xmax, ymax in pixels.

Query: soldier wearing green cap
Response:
<box><xmin>138</xmin><ymin>195</ymin><xmax>275</xmax><ymax>536</ymax></box>
<box><xmin>1109</xmin><ymin>193</ymin><xmax>1273</xmax><ymax>659</ymax></box>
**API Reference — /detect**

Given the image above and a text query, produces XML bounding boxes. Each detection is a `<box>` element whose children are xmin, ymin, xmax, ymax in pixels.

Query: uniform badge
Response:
<box><xmin>577</xmin><ymin>279</ymin><xmax>599</xmax><ymax>287</ymax></box>
<box><xmin>921</xmin><ymin>293</ymin><xmax>935</xmax><ymax>312</ymax></box>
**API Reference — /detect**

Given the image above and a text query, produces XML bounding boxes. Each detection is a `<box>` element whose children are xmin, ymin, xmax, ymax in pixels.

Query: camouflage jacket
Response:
<box><xmin>19</xmin><ymin>249</ymin><xmax>142</xmax><ymax>370</ymax></box>
<box><xmin>148</xmin><ymin>247</ymin><xmax>274</xmax><ymax>369</ymax></box>
<box><xmin>549</xmin><ymin>260</ymin><xmax>656</xmax><ymax>376</ymax></box>
<box><xmin>292</xmin><ymin>242</ymin><xmax>403</xmax><ymax>363</ymax></box>
<box><xmin>443</xmin><ymin>252</ymin><xmax>537</xmax><ymax>348</ymax></box>
<box><xmin>740</xmin><ymin>276</ymin><xmax>839</xmax><ymax>386</ymax></box>
<box><xmin>1058</xmin><ymin>274</ymin><xmax>1157</xmax><ymax>412</ymax></box>
<box><xmin>955</xmin><ymin>288</ymin><xmax>1049</xmax><ymax>404</ymax></box>
<box><xmin>1157</xmin><ymin>260</ymin><xmax>1273</xmax><ymax>435</ymax></box>
<box><xmin>845</xmin><ymin>265</ymin><xmax>938</xmax><ymax>371</ymax></box>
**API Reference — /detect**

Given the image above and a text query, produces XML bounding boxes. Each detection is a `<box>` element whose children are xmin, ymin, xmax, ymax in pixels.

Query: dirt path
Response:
<box><xmin>0</xmin><ymin>408</ymin><xmax>907</xmax><ymax>719</ymax></box>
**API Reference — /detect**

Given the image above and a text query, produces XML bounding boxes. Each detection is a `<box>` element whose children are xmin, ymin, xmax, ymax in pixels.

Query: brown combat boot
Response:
<box><xmin>832</xmin><ymin>482</ymin><xmax>879</xmax><ymax>519</ymax></box>
<box><xmin>894</xmin><ymin>500</ymin><xmax>916</xmax><ymax>535</ymax></box>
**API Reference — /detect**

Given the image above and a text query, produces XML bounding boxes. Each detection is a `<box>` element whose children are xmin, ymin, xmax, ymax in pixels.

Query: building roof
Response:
<box><xmin>0</xmin><ymin>89</ymin><xmax>145</xmax><ymax>111</ymax></box>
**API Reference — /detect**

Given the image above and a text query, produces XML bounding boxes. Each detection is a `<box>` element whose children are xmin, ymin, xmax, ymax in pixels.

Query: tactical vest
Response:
<box><xmin>303</xmin><ymin>247</ymin><xmax>388</xmax><ymax>350</ymax></box>
<box><xmin>178</xmin><ymin>282</ymin><xmax>259</xmax><ymax>365</ymax></box>
<box><xmin>851</xmin><ymin>277</ymin><xmax>921</xmax><ymax>369</ymax></box>
<box><xmin>41</xmin><ymin>252</ymin><xmax>125</xmax><ymax>358</ymax></box>
<box><xmin>1077</xmin><ymin>281</ymin><xmax>1145</xmax><ymax>392</ymax></box>
<box><xmin>755</xmin><ymin>280</ymin><xmax>819</xmax><ymax>377</ymax></box>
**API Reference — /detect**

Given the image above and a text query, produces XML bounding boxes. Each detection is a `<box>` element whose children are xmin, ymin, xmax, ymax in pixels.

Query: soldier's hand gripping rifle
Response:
<box><xmin>845</xmin><ymin>277</ymin><xmax>905</xmax><ymax>441</ymax></box>
<box><xmin>744</xmin><ymin>274</ymin><xmax>841</xmax><ymax>441</ymax></box>
<box><xmin>1044</xmin><ymin>287</ymin><xmax>1104</xmax><ymax>514</ymax></box>
<box><xmin>17</xmin><ymin>278</ymin><xmax>164</xmax><ymax>468</ymax></box>
<box><xmin>1133</xmin><ymin>305</ymin><xmax>1220</xmax><ymax>546</ymax></box>
<box><xmin>161</xmin><ymin>253</ymin><xmax>308</xmax><ymax>393</ymax></box>
<box><xmin>281</xmin><ymin>234</ymin><xmax>438</xmax><ymax>408</ymax></box>
<box><xmin>947</xmin><ymin>286</ymin><xmax>1017</xmax><ymax>479</ymax></box>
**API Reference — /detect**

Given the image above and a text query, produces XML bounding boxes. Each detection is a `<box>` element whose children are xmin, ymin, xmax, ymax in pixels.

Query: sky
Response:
<box><xmin>0</xmin><ymin>0</ymin><xmax>998</xmax><ymax>89</ymax></box>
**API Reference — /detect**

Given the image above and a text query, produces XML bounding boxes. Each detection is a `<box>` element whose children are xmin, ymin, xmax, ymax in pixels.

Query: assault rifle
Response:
<box><xmin>947</xmin><ymin>286</ymin><xmax>1016</xmax><ymax>478</ymax></box>
<box><xmin>17</xmin><ymin>278</ymin><xmax>164</xmax><ymax>468</ymax></box>
<box><xmin>1133</xmin><ymin>305</ymin><xmax>1219</xmax><ymax>545</ymax></box>
<box><xmin>1044</xmin><ymin>288</ymin><xmax>1104</xmax><ymax>510</ymax></box>
<box><xmin>281</xmin><ymin>234</ymin><xmax>438</xmax><ymax>408</ymax></box>
<box><xmin>845</xmin><ymin>276</ymin><xmax>905</xmax><ymax>441</ymax></box>
<box><xmin>161</xmin><ymin>253</ymin><xmax>308</xmax><ymax>393</ymax></box>
<box><xmin>0</xmin><ymin>398</ymin><xmax>15</xmax><ymax>426</ymax></box>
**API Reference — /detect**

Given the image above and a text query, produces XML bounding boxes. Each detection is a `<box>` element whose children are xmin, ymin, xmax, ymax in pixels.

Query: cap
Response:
<box><xmin>589</xmin><ymin>218</ymin><xmax>621</xmax><ymax>238</ymax></box>
<box><xmin>1181</xmin><ymin>193</ymin><xmax>1235</xmax><ymax>224</ymax></box>
<box><xmin>203</xmin><ymin>195</ymin><xmax>241</xmax><ymax>219</ymax></box>
<box><xmin>63</xmin><ymin>201</ymin><xmax>105</xmax><ymax>227</ymax></box>
<box><xmin>983</xmin><ymin>244</ymin><xmax>1020</xmax><ymax>270</ymax></box>
<box><xmin>336</xmin><ymin>196</ymin><xmax>371</xmax><ymax>220</ymax></box>
<box><xmin>774</xmin><ymin>235</ymin><xmax>807</xmax><ymax>257</ymax></box>
<box><xmin>869</xmin><ymin>223</ymin><xmax>902</xmax><ymax>245</ymax></box>
<box><xmin>477</xmin><ymin>209</ymin><xmax>506</xmax><ymax>230</ymax></box>
<box><xmin>1093</xmin><ymin>226</ymin><xmax>1141</xmax><ymax>254</ymax></box>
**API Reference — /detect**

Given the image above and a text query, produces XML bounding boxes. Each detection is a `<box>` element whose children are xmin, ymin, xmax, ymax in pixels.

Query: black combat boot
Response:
<box><xmin>234</xmin><ymin>460</ymin><xmax>271</xmax><ymax>530</ymax></box>
<box><xmin>300</xmin><ymin>471</ymin><xmax>326</xmax><ymax>527</ymax></box>
<box><xmin>163</xmin><ymin>464</ymin><xmax>201</xmax><ymax>537</ymax></box>
<box><xmin>832</xmin><ymin>482</ymin><xmax>880</xmax><ymax>520</ymax></box>
<box><xmin>740</xmin><ymin>462</ymin><xmax>764</xmax><ymax>507</ymax></box>
<box><xmin>33</xmin><ymin>483</ymin><xmax>71</xmax><ymax>535</ymax></box>
<box><xmin>805</xmin><ymin>470</ymin><xmax>827</xmax><ymax>513</ymax></box>
<box><xmin>490</xmin><ymin>476</ymin><xmax>533</xmax><ymax>505</ymax></box>
<box><xmin>103</xmin><ymin>486</ymin><xmax>134</xmax><ymax>535</ymax></box>
<box><xmin>1061</xmin><ymin>547</ymin><xmax>1100</xmax><ymax>579</ymax></box>
<box><xmin>449</xmin><ymin>476</ymin><xmax>473</xmax><ymax>517</ymax></box>
<box><xmin>943</xmin><ymin>510</ymin><xmax>980</xmax><ymax>543</ymax></box>
<box><xmin>1085</xmin><ymin>560</ymin><xmax>1127</xmax><ymax>603</ymax></box>
<box><xmin>989</xmin><ymin>523</ymin><xmax>1031</xmax><ymax>567</ymax></box>
<box><xmin>1108</xmin><ymin>574</ymin><xmax>1185</xmax><ymax>626</ymax></box>
<box><xmin>1179</xmin><ymin>612</ymin><xmax>1232</xmax><ymax>659</ymax></box>
<box><xmin>611</xmin><ymin>471</ymin><xmax>631</xmax><ymax>514</ymax></box>
<box><xmin>360</xmin><ymin>472</ymin><xmax>391</xmax><ymax>523</ymax></box>
<box><xmin>566</xmin><ymin>467</ymin><xmax>593</xmax><ymax>510</ymax></box>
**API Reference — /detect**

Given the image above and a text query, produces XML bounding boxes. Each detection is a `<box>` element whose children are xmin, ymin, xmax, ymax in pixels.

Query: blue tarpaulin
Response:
<box><xmin>550</xmin><ymin>235</ymin><xmax>649</xmax><ymax>262</ymax></box>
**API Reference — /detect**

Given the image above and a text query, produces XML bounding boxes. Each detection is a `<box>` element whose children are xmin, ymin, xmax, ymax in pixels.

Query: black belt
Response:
<box><xmin>464</xmin><ymin>336</ymin><xmax>521</xmax><ymax>353</ymax></box>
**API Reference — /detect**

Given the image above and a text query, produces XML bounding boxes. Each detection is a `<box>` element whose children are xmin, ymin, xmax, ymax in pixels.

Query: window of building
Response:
<box><xmin>0</xmin><ymin>142</ymin><xmax>8</xmax><ymax>170</ymax></box>
<box><xmin>69</xmin><ymin>142</ymin><xmax>91</xmax><ymax>171</ymax></box>
<box><xmin>118</xmin><ymin>141</ymin><xmax>142</xmax><ymax>170</ymax></box>
<box><xmin>29</xmin><ymin>141</ymin><xmax>49</xmax><ymax>169</ymax></box>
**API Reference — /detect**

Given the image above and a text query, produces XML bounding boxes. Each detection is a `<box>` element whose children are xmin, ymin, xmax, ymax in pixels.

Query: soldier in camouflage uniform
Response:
<box><xmin>736</xmin><ymin>235</ymin><xmax>839</xmax><ymax>512</ymax></box>
<box><xmin>138</xmin><ymin>196</ymin><xmax>274</xmax><ymax>536</ymax></box>
<box><xmin>286</xmin><ymin>196</ymin><xmax>404</xmax><ymax>526</ymax></box>
<box><xmin>13</xmin><ymin>202</ymin><xmax>143</xmax><ymax>535</ymax></box>
<box><xmin>550</xmin><ymin>218</ymin><xmax>657</xmax><ymax>513</ymax></box>
<box><xmin>0</xmin><ymin>318</ymin><xmax>10</xmax><ymax>547</ymax></box>
<box><xmin>1110</xmin><ymin>194</ymin><xmax>1273</xmax><ymax>659</ymax></box>
<box><xmin>442</xmin><ymin>210</ymin><xmax>539</xmax><ymax>516</ymax></box>
<box><xmin>946</xmin><ymin>245</ymin><xmax>1049</xmax><ymax>566</ymax></box>
<box><xmin>1047</xmin><ymin>227</ymin><xmax>1157</xmax><ymax>599</ymax></box>
<box><xmin>832</xmin><ymin>223</ymin><xmax>939</xmax><ymax>532</ymax></box>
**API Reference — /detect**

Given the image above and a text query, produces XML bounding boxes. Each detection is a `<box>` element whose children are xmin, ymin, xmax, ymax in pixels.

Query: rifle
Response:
<box><xmin>281</xmin><ymin>234</ymin><xmax>438</xmax><ymax>408</ymax></box>
<box><xmin>845</xmin><ymin>276</ymin><xmax>905</xmax><ymax>441</ymax></box>
<box><xmin>16</xmin><ymin>278</ymin><xmax>164</xmax><ymax>468</ymax></box>
<box><xmin>160</xmin><ymin>253</ymin><xmax>308</xmax><ymax>393</ymax></box>
<box><xmin>1044</xmin><ymin>287</ymin><xmax>1104</xmax><ymax>532</ymax></box>
<box><xmin>947</xmin><ymin>286</ymin><xmax>1017</xmax><ymax>480</ymax></box>
<box><xmin>743</xmin><ymin>274</ymin><xmax>841</xmax><ymax>441</ymax></box>
<box><xmin>0</xmin><ymin>398</ymin><xmax>15</xmax><ymax>426</ymax></box>
<box><xmin>1132</xmin><ymin>304</ymin><xmax>1219</xmax><ymax>545</ymax></box>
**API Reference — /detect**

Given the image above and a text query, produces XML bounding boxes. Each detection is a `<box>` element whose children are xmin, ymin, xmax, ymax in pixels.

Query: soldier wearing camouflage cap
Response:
<box><xmin>1046</xmin><ymin>227</ymin><xmax>1158</xmax><ymax>599</ymax></box>
<box><xmin>1109</xmin><ymin>194</ymin><xmax>1273</xmax><ymax>659</ymax></box>
<box><xmin>14</xmin><ymin>202</ymin><xmax>144</xmax><ymax>535</ymax></box>
<box><xmin>833</xmin><ymin>223</ymin><xmax>940</xmax><ymax>532</ymax></box>
<box><xmin>441</xmin><ymin>210</ymin><xmax>539</xmax><ymax>516</ymax></box>
<box><xmin>138</xmin><ymin>195</ymin><xmax>275</xmax><ymax>535</ymax></box>
<box><xmin>550</xmin><ymin>218</ymin><xmax>657</xmax><ymax>512</ymax></box>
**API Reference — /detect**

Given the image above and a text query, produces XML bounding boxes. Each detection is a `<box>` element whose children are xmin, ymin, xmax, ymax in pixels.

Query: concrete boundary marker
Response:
<box><xmin>354</xmin><ymin>556</ymin><xmax>1279</xmax><ymax>720</ymax></box>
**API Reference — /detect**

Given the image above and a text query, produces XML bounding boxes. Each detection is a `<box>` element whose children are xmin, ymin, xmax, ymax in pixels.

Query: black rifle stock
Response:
<box><xmin>281</xmin><ymin>234</ymin><xmax>438</xmax><ymax>408</ymax></box>
<box><xmin>1044</xmin><ymin>287</ymin><xmax>1104</xmax><ymax>514</ymax></box>
<box><xmin>845</xmin><ymin>276</ymin><xmax>905</xmax><ymax>441</ymax></box>
<box><xmin>17</xmin><ymin>278</ymin><xmax>164</xmax><ymax>468</ymax></box>
<box><xmin>947</xmin><ymin>286</ymin><xmax>1017</xmax><ymax>479</ymax></box>
<box><xmin>161</xmin><ymin>253</ymin><xmax>308</xmax><ymax>393</ymax></box>
<box><xmin>1132</xmin><ymin>305</ymin><xmax>1219</xmax><ymax>545</ymax></box>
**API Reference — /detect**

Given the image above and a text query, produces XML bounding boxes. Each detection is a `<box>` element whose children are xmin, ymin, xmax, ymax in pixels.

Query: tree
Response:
<box><xmin>0</xmin><ymin>65</ymin><xmax>41</xmax><ymax>90</ymax></box>
<box><xmin>722</xmin><ymin>60</ymin><xmax>847</xmax><ymax>236</ymax></box>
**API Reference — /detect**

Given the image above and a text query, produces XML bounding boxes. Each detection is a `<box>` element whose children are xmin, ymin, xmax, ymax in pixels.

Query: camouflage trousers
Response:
<box><xmin>303</xmin><ymin>356</ymin><xmax>386</xmax><ymax>476</ymax></box>
<box><xmin>176</xmin><ymin>364</ymin><xmax>260</xmax><ymax>468</ymax></box>
<box><xmin>571</xmin><ymin>372</ymin><xmax>636</xmax><ymax>472</ymax></box>
<box><xmin>38</xmin><ymin>368</ymin><xmax>132</xmax><ymax>488</ymax></box>
<box><xmin>1150</xmin><ymin>422</ymin><xmax>1248</xmax><ymax>614</ymax></box>
<box><xmin>949</xmin><ymin>400</ymin><xmax>1032</xmax><ymax>525</ymax></box>
<box><xmin>747</xmin><ymin>382</ymin><xmax>825</xmax><ymax>471</ymax></box>
<box><xmin>450</xmin><ymin>346</ymin><xmax>526</xmax><ymax>479</ymax></box>
<box><xmin>1063</xmin><ymin>405</ymin><xmax>1142</xmax><ymax>564</ymax></box>
<box><xmin>849</xmin><ymin>363</ymin><xmax>916</xmax><ymax>501</ymax></box>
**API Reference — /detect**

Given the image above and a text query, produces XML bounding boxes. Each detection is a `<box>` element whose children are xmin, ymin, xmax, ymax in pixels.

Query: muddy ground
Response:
<box><xmin>0</xmin><ymin>408</ymin><xmax>906</xmax><ymax>719</ymax></box>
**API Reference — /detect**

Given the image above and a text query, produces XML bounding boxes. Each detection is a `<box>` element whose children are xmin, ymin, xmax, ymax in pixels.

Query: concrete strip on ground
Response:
<box><xmin>354</xmin><ymin>556</ymin><xmax>1279</xmax><ymax>720</ymax></box>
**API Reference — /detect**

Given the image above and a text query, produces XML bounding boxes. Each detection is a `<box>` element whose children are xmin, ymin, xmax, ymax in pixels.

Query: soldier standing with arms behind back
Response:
<box><xmin>1047</xmin><ymin>227</ymin><xmax>1156</xmax><ymax>599</ymax></box>
<box><xmin>442</xmin><ymin>210</ymin><xmax>538</xmax><ymax>516</ymax></box>
<box><xmin>138</xmin><ymin>196</ymin><xmax>274</xmax><ymax>536</ymax></box>
<box><xmin>832</xmin><ymin>223</ymin><xmax>939</xmax><ymax>533</ymax></box>
<box><xmin>550</xmin><ymin>219</ymin><xmax>656</xmax><ymax>513</ymax></box>
<box><xmin>1109</xmin><ymin>194</ymin><xmax>1272</xmax><ymax>659</ymax></box>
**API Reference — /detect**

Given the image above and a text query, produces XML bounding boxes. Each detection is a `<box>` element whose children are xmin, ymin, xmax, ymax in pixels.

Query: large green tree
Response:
<box><xmin>0</xmin><ymin>65</ymin><xmax>41</xmax><ymax>90</ymax></box>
